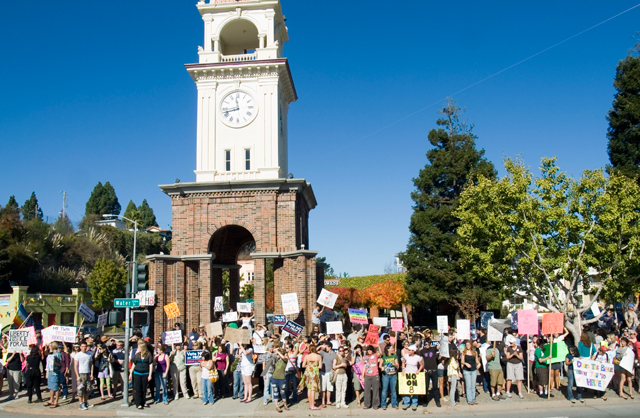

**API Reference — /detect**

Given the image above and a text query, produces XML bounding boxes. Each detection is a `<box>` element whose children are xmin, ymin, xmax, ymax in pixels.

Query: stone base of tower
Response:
<box><xmin>146</xmin><ymin>179</ymin><xmax>318</xmax><ymax>339</ymax></box>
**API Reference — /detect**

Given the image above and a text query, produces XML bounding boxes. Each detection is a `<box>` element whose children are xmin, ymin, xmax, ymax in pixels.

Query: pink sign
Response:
<box><xmin>542</xmin><ymin>313</ymin><xmax>564</xmax><ymax>335</ymax></box>
<box><xmin>391</xmin><ymin>319</ymin><xmax>403</xmax><ymax>332</ymax></box>
<box><xmin>24</xmin><ymin>326</ymin><xmax>38</xmax><ymax>346</ymax></box>
<box><xmin>516</xmin><ymin>309</ymin><xmax>538</xmax><ymax>335</ymax></box>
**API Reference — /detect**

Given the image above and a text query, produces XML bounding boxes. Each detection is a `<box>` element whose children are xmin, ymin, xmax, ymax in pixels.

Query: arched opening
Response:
<box><xmin>219</xmin><ymin>19</ymin><xmax>260</xmax><ymax>56</ymax></box>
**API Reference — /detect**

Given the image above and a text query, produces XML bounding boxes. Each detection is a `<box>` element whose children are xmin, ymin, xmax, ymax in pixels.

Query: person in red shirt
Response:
<box><xmin>628</xmin><ymin>329</ymin><xmax>640</xmax><ymax>382</ymax></box>
<box><xmin>362</xmin><ymin>346</ymin><xmax>380</xmax><ymax>409</ymax></box>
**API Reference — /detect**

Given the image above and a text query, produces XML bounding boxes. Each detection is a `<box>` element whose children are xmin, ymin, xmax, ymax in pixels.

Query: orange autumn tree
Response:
<box><xmin>364</xmin><ymin>280</ymin><xmax>407</xmax><ymax>309</ymax></box>
<box><xmin>331</xmin><ymin>287</ymin><xmax>369</xmax><ymax>313</ymax></box>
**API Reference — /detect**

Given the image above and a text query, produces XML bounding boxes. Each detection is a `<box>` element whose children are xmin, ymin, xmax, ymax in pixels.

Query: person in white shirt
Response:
<box><xmin>74</xmin><ymin>342</ymin><xmax>94</xmax><ymax>410</ymax></box>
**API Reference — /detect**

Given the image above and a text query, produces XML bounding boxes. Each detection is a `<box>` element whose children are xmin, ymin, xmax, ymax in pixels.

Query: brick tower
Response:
<box><xmin>147</xmin><ymin>0</ymin><xmax>318</xmax><ymax>337</ymax></box>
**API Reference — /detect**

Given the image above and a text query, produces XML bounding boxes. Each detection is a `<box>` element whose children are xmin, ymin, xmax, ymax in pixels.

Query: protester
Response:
<box><xmin>153</xmin><ymin>343</ymin><xmax>170</xmax><ymax>404</ymax></box>
<box><xmin>190</xmin><ymin>342</ymin><xmax>203</xmax><ymax>399</ymax></box>
<box><xmin>200</xmin><ymin>350</ymin><xmax>215</xmax><ymax>405</ymax></box>
<box><xmin>534</xmin><ymin>339</ymin><xmax>551</xmax><ymax>397</ymax></box>
<box><xmin>380</xmin><ymin>344</ymin><xmax>399</xmax><ymax>410</ymax></box>
<box><xmin>271</xmin><ymin>349</ymin><xmax>290</xmax><ymax>412</ymax></box>
<box><xmin>421</xmin><ymin>337</ymin><xmax>441</xmax><ymax>407</ymax></box>
<box><xmin>461</xmin><ymin>340</ymin><xmax>479</xmax><ymax>405</ymax></box>
<box><xmin>319</xmin><ymin>342</ymin><xmax>336</xmax><ymax>407</ymax></box>
<box><xmin>239</xmin><ymin>343</ymin><xmax>255</xmax><ymax>403</ymax></box>
<box><xmin>299</xmin><ymin>344</ymin><xmax>322</xmax><ymax>410</ymax></box>
<box><xmin>24</xmin><ymin>346</ymin><xmax>42</xmax><ymax>404</ymax></box>
<box><xmin>565</xmin><ymin>346</ymin><xmax>583</xmax><ymax>403</ymax></box>
<box><xmin>504</xmin><ymin>335</ymin><xmax>524</xmax><ymax>399</ymax></box>
<box><xmin>485</xmin><ymin>342</ymin><xmax>505</xmax><ymax>400</ymax></box>
<box><xmin>402</xmin><ymin>344</ymin><xmax>422</xmax><ymax>410</ymax></box>
<box><xmin>214</xmin><ymin>342</ymin><xmax>229</xmax><ymax>400</ymax></box>
<box><xmin>130</xmin><ymin>340</ymin><xmax>153</xmax><ymax>410</ymax></box>
<box><xmin>45</xmin><ymin>342</ymin><xmax>62</xmax><ymax>408</ymax></box>
<box><xmin>615</xmin><ymin>337</ymin><xmax>635</xmax><ymax>399</ymax></box>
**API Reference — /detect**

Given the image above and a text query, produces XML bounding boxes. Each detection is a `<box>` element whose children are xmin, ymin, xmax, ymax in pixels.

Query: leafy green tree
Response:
<box><xmin>456</xmin><ymin>157</ymin><xmax>640</xmax><ymax>343</ymax></box>
<box><xmin>316</xmin><ymin>256</ymin><xmax>336</xmax><ymax>278</ymax></box>
<box><xmin>138</xmin><ymin>199</ymin><xmax>158</xmax><ymax>229</ymax></box>
<box><xmin>87</xmin><ymin>258</ymin><xmax>127</xmax><ymax>309</ymax></box>
<box><xmin>85</xmin><ymin>181</ymin><xmax>121</xmax><ymax>216</ymax></box>
<box><xmin>241</xmin><ymin>282</ymin><xmax>254</xmax><ymax>300</ymax></box>
<box><xmin>22</xmin><ymin>192</ymin><xmax>43</xmax><ymax>222</ymax></box>
<box><xmin>607</xmin><ymin>44</ymin><xmax>640</xmax><ymax>180</ymax></box>
<box><xmin>400</xmin><ymin>100</ymin><xmax>497</xmax><ymax>316</ymax></box>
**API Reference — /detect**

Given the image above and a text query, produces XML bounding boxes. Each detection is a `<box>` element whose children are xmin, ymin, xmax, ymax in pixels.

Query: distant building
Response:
<box><xmin>395</xmin><ymin>254</ymin><xmax>407</xmax><ymax>273</ymax></box>
<box><xmin>96</xmin><ymin>218</ymin><xmax>127</xmax><ymax>230</ymax></box>
<box><xmin>146</xmin><ymin>226</ymin><xmax>172</xmax><ymax>241</ymax></box>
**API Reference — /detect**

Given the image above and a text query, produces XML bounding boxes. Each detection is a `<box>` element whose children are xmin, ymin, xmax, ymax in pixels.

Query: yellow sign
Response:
<box><xmin>398</xmin><ymin>372</ymin><xmax>426</xmax><ymax>395</ymax></box>
<box><xmin>163</xmin><ymin>302</ymin><xmax>180</xmax><ymax>319</ymax></box>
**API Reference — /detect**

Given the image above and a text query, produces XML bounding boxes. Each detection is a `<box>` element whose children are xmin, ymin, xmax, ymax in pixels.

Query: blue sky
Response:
<box><xmin>1</xmin><ymin>1</ymin><xmax>639</xmax><ymax>276</ymax></box>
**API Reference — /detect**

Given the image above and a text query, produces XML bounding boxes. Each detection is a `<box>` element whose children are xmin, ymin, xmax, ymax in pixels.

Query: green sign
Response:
<box><xmin>114</xmin><ymin>298</ymin><xmax>140</xmax><ymax>308</ymax></box>
<box><xmin>543</xmin><ymin>341</ymin><xmax>569</xmax><ymax>364</ymax></box>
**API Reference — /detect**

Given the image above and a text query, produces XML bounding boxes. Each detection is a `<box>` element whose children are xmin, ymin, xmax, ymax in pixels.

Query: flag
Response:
<box><xmin>13</xmin><ymin>303</ymin><xmax>34</xmax><ymax>328</ymax></box>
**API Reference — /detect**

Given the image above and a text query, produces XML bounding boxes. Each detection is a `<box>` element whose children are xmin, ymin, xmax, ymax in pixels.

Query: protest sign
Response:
<box><xmin>348</xmin><ymin>308</ymin><xmax>368</xmax><ymax>324</ymax></box>
<box><xmin>224</xmin><ymin>327</ymin><xmax>251</xmax><ymax>344</ymax></box>
<box><xmin>439</xmin><ymin>336</ymin><xmax>450</xmax><ymax>358</ymax></box>
<box><xmin>281</xmin><ymin>293</ymin><xmax>300</xmax><ymax>315</ymax></box>
<box><xmin>274</xmin><ymin>315</ymin><xmax>286</xmax><ymax>326</ymax></box>
<box><xmin>352</xmin><ymin>361</ymin><xmax>365</xmax><ymax>388</ymax></box>
<box><xmin>456</xmin><ymin>319</ymin><xmax>471</xmax><ymax>340</ymax></box>
<box><xmin>237</xmin><ymin>302</ymin><xmax>252</xmax><ymax>313</ymax></box>
<box><xmin>222</xmin><ymin>311</ymin><xmax>239</xmax><ymax>322</ymax></box>
<box><xmin>543</xmin><ymin>341</ymin><xmax>569</xmax><ymax>364</ymax></box>
<box><xmin>78</xmin><ymin>303</ymin><xmax>95</xmax><ymax>322</ymax></box>
<box><xmin>205</xmin><ymin>321</ymin><xmax>223</xmax><ymax>337</ymax></box>
<box><xmin>620</xmin><ymin>351</ymin><xmax>635</xmax><ymax>373</ymax></box>
<box><xmin>517</xmin><ymin>309</ymin><xmax>538</xmax><ymax>335</ymax></box>
<box><xmin>373</xmin><ymin>317</ymin><xmax>388</xmax><ymax>327</ymax></box>
<box><xmin>317</xmin><ymin>289</ymin><xmax>338</xmax><ymax>309</ymax></box>
<box><xmin>591</xmin><ymin>303</ymin><xmax>601</xmax><ymax>317</ymax></box>
<box><xmin>24</xmin><ymin>326</ymin><xmax>37</xmax><ymax>346</ymax></box>
<box><xmin>97</xmin><ymin>313</ymin><xmax>108</xmax><ymax>328</ymax></box>
<box><xmin>282</xmin><ymin>320</ymin><xmax>303</xmax><ymax>337</ymax></box>
<box><xmin>487</xmin><ymin>323</ymin><xmax>503</xmax><ymax>342</ymax></box>
<box><xmin>7</xmin><ymin>329</ymin><xmax>30</xmax><ymax>353</ymax></box>
<box><xmin>41</xmin><ymin>325</ymin><xmax>77</xmax><ymax>344</ymax></box>
<box><xmin>511</xmin><ymin>310</ymin><xmax>518</xmax><ymax>330</ymax></box>
<box><xmin>163</xmin><ymin>302</ymin><xmax>181</xmax><ymax>319</ymax></box>
<box><xmin>437</xmin><ymin>316</ymin><xmax>448</xmax><ymax>334</ymax></box>
<box><xmin>186</xmin><ymin>350</ymin><xmax>204</xmax><ymax>365</ymax></box>
<box><xmin>326</xmin><ymin>321</ymin><xmax>343</xmax><ymax>335</ymax></box>
<box><xmin>136</xmin><ymin>290</ymin><xmax>155</xmax><ymax>306</ymax></box>
<box><xmin>399</xmin><ymin>372</ymin><xmax>427</xmax><ymax>395</ymax></box>
<box><xmin>574</xmin><ymin>358</ymin><xmax>615</xmax><ymax>390</ymax></box>
<box><xmin>214</xmin><ymin>296</ymin><xmax>224</xmax><ymax>312</ymax></box>
<box><xmin>364</xmin><ymin>324</ymin><xmax>380</xmax><ymax>346</ymax></box>
<box><xmin>391</xmin><ymin>319</ymin><xmax>403</xmax><ymax>332</ymax></box>
<box><xmin>164</xmin><ymin>330</ymin><xmax>182</xmax><ymax>345</ymax></box>
<box><xmin>542</xmin><ymin>313</ymin><xmax>564</xmax><ymax>335</ymax></box>
<box><xmin>480</xmin><ymin>311</ymin><xmax>494</xmax><ymax>329</ymax></box>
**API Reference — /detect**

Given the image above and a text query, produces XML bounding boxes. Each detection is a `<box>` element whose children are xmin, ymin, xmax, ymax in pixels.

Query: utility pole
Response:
<box><xmin>60</xmin><ymin>191</ymin><xmax>67</xmax><ymax>218</ymax></box>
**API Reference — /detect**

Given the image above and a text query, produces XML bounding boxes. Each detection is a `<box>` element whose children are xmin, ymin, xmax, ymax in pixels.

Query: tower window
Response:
<box><xmin>225</xmin><ymin>150</ymin><xmax>231</xmax><ymax>172</ymax></box>
<box><xmin>245</xmin><ymin>149</ymin><xmax>251</xmax><ymax>170</ymax></box>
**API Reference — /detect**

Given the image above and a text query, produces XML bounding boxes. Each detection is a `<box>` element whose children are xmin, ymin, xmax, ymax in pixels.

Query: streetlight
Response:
<box><xmin>102</xmin><ymin>214</ymin><xmax>136</xmax><ymax>408</ymax></box>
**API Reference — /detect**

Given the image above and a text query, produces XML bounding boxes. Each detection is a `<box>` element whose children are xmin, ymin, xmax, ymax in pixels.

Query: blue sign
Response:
<box><xmin>282</xmin><ymin>320</ymin><xmax>303</xmax><ymax>337</ymax></box>
<box><xmin>186</xmin><ymin>350</ymin><xmax>204</xmax><ymax>366</ymax></box>
<box><xmin>480</xmin><ymin>311</ymin><xmax>494</xmax><ymax>329</ymax></box>
<box><xmin>274</xmin><ymin>315</ymin><xmax>286</xmax><ymax>326</ymax></box>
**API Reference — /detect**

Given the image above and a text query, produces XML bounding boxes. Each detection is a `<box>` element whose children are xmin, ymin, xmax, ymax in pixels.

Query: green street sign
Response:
<box><xmin>114</xmin><ymin>298</ymin><xmax>140</xmax><ymax>308</ymax></box>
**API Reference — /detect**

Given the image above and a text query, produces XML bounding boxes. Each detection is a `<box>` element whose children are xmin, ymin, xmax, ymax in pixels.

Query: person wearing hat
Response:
<box><xmin>504</xmin><ymin>336</ymin><xmax>524</xmax><ymax>399</ymax></box>
<box><xmin>401</xmin><ymin>344</ymin><xmax>423</xmax><ymax>410</ymax></box>
<box><xmin>624</xmin><ymin>302</ymin><xmax>639</xmax><ymax>331</ymax></box>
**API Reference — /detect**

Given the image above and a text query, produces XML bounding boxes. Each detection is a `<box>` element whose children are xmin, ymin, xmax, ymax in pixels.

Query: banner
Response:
<box><xmin>348</xmin><ymin>308</ymin><xmax>368</xmax><ymax>324</ymax></box>
<box><xmin>205</xmin><ymin>321</ymin><xmax>223</xmax><ymax>337</ymax></box>
<box><xmin>364</xmin><ymin>324</ymin><xmax>380</xmax><ymax>346</ymax></box>
<box><xmin>542</xmin><ymin>312</ymin><xmax>564</xmax><ymax>335</ymax></box>
<box><xmin>237</xmin><ymin>302</ymin><xmax>252</xmax><ymax>313</ymax></box>
<box><xmin>281</xmin><ymin>293</ymin><xmax>300</xmax><ymax>315</ymax></box>
<box><xmin>373</xmin><ymin>317</ymin><xmax>388</xmax><ymax>327</ymax></box>
<box><xmin>326</xmin><ymin>321</ymin><xmax>343</xmax><ymax>335</ymax></box>
<box><xmin>163</xmin><ymin>302</ymin><xmax>181</xmax><ymax>319</ymax></box>
<box><xmin>214</xmin><ymin>297</ymin><xmax>224</xmax><ymax>312</ymax></box>
<box><xmin>391</xmin><ymin>319</ymin><xmax>403</xmax><ymax>332</ymax></box>
<box><xmin>437</xmin><ymin>316</ymin><xmax>448</xmax><ymax>334</ymax></box>
<box><xmin>456</xmin><ymin>319</ymin><xmax>470</xmax><ymax>340</ymax></box>
<box><xmin>543</xmin><ymin>341</ymin><xmax>569</xmax><ymax>364</ymax></box>
<box><xmin>517</xmin><ymin>309</ymin><xmax>538</xmax><ymax>335</ymax></box>
<box><xmin>282</xmin><ymin>320</ymin><xmax>303</xmax><ymax>337</ymax></box>
<box><xmin>224</xmin><ymin>327</ymin><xmax>251</xmax><ymax>344</ymax></box>
<box><xmin>186</xmin><ymin>350</ymin><xmax>204</xmax><ymax>365</ymax></box>
<box><xmin>480</xmin><ymin>311</ymin><xmax>494</xmax><ymax>329</ymax></box>
<box><xmin>574</xmin><ymin>358</ymin><xmax>615</xmax><ymax>390</ymax></box>
<box><xmin>164</xmin><ymin>330</ymin><xmax>182</xmax><ymax>345</ymax></box>
<box><xmin>399</xmin><ymin>372</ymin><xmax>426</xmax><ymax>395</ymax></box>
<box><xmin>222</xmin><ymin>311</ymin><xmax>238</xmax><ymax>322</ymax></box>
<box><xmin>7</xmin><ymin>329</ymin><xmax>30</xmax><ymax>353</ymax></box>
<box><xmin>317</xmin><ymin>289</ymin><xmax>338</xmax><ymax>309</ymax></box>
<box><xmin>41</xmin><ymin>325</ymin><xmax>77</xmax><ymax>344</ymax></box>
<box><xmin>78</xmin><ymin>303</ymin><xmax>95</xmax><ymax>322</ymax></box>
<box><xmin>274</xmin><ymin>315</ymin><xmax>286</xmax><ymax>326</ymax></box>
<box><xmin>97</xmin><ymin>313</ymin><xmax>108</xmax><ymax>328</ymax></box>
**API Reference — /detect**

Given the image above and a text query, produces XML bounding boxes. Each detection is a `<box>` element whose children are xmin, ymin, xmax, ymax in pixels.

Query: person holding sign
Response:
<box><xmin>564</xmin><ymin>346</ymin><xmax>583</xmax><ymax>403</ymax></box>
<box><xmin>362</xmin><ymin>345</ymin><xmax>381</xmax><ymax>410</ymax></box>
<box><xmin>401</xmin><ymin>344</ymin><xmax>423</xmax><ymax>410</ymax></box>
<box><xmin>379</xmin><ymin>344</ymin><xmax>399</xmax><ymax>410</ymax></box>
<box><xmin>614</xmin><ymin>337</ymin><xmax>635</xmax><ymax>399</ymax></box>
<box><xmin>504</xmin><ymin>336</ymin><xmax>524</xmax><ymax>399</ymax></box>
<box><xmin>534</xmin><ymin>338</ymin><xmax>551</xmax><ymax>397</ymax></box>
<box><xmin>5</xmin><ymin>349</ymin><xmax>24</xmax><ymax>401</ymax></box>
<box><xmin>24</xmin><ymin>346</ymin><xmax>41</xmax><ymax>403</ymax></box>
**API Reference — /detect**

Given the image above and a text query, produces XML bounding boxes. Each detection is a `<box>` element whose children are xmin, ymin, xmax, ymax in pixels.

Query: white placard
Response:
<box><xmin>214</xmin><ymin>296</ymin><xmax>224</xmax><ymax>312</ymax></box>
<box><xmin>281</xmin><ymin>293</ymin><xmax>300</xmax><ymax>315</ymax></box>
<box><xmin>591</xmin><ymin>303</ymin><xmax>601</xmax><ymax>317</ymax></box>
<box><xmin>78</xmin><ymin>303</ymin><xmax>95</xmax><ymax>322</ymax></box>
<box><xmin>373</xmin><ymin>317</ymin><xmax>388</xmax><ymax>327</ymax></box>
<box><xmin>456</xmin><ymin>319</ymin><xmax>471</xmax><ymax>340</ymax></box>
<box><xmin>223</xmin><ymin>311</ymin><xmax>239</xmax><ymax>322</ymax></box>
<box><xmin>437</xmin><ymin>316</ymin><xmax>448</xmax><ymax>334</ymax></box>
<box><xmin>487</xmin><ymin>323</ymin><xmax>503</xmax><ymax>342</ymax></box>
<box><xmin>237</xmin><ymin>302</ymin><xmax>252</xmax><ymax>313</ymax></box>
<box><xmin>42</xmin><ymin>325</ymin><xmax>77</xmax><ymax>344</ymax></box>
<box><xmin>164</xmin><ymin>330</ymin><xmax>182</xmax><ymax>345</ymax></box>
<box><xmin>439</xmin><ymin>336</ymin><xmax>450</xmax><ymax>358</ymax></box>
<box><xmin>317</xmin><ymin>289</ymin><xmax>338</xmax><ymax>309</ymax></box>
<box><xmin>326</xmin><ymin>321</ymin><xmax>343</xmax><ymax>335</ymax></box>
<box><xmin>7</xmin><ymin>329</ymin><xmax>30</xmax><ymax>353</ymax></box>
<box><xmin>136</xmin><ymin>290</ymin><xmax>156</xmax><ymax>306</ymax></box>
<box><xmin>620</xmin><ymin>349</ymin><xmax>635</xmax><ymax>373</ymax></box>
<box><xmin>97</xmin><ymin>313</ymin><xmax>108</xmax><ymax>328</ymax></box>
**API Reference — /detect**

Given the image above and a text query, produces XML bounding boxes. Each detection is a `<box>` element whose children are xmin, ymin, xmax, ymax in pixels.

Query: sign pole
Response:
<box><xmin>547</xmin><ymin>335</ymin><xmax>553</xmax><ymax>395</ymax></box>
<box><xmin>122</xmin><ymin>219</ymin><xmax>137</xmax><ymax>408</ymax></box>
<box><xmin>17</xmin><ymin>313</ymin><xmax>33</xmax><ymax>329</ymax></box>
<box><xmin>527</xmin><ymin>335</ymin><xmax>531</xmax><ymax>394</ymax></box>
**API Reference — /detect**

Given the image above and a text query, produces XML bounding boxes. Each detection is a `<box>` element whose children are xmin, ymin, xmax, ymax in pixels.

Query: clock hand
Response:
<box><xmin>223</xmin><ymin>107</ymin><xmax>239</xmax><ymax>113</ymax></box>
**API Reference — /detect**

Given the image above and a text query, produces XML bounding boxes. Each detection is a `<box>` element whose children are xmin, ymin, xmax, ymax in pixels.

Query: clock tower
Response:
<box><xmin>189</xmin><ymin>0</ymin><xmax>296</xmax><ymax>182</ymax></box>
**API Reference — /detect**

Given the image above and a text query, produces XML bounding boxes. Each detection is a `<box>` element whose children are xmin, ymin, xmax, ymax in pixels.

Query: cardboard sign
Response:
<box><xmin>78</xmin><ymin>303</ymin><xmax>95</xmax><ymax>322</ymax></box>
<box><xmin>205</xmin><ymin>321</ymin><xmax>223</xmax><ymax>337</ymax></box>
<box><xmin>480</xmin><ymin>311</ymin><xmax>494</xmax><ymax>329</ymax></box>
<box><xmin>348</xmin><ymin>308</ymin><xmax>368</xmax><ymax>324</ymax></box>
<box><xmin>282</xmin><ymin>320</ymin><xmax>303</xmax><ymax>337</ymax></box>
<box><xmin>214</xmin><ymin>296</ymin><xmax>224</xmax><ymax>312</ymax></box>
<box><xmin>274</xmin><ymin>315</ymin><xmax>286</xmax><ymax>326</ymax></box>
<box><xmin>281</xmin><ymin>293</ymin><xmax>300</xmax><ymax>315</ymax></box>
<box><xmin>364</xmin><ymin>324</ymin><xmax>380</xmax><ymax>346</ymax></box>
<box><xmin>543</xmin><ymin>341</ymin><xmax>569</xmax><ymax>364</ymax></box>
<box><xmin>373</xmin><ymin>317</ymin><xmax>388</xmax><ymax>327</ymax></box>
<box><xmin>7</xmin><ymin>329</ymin><xmax>30</xmax><ymax>353</ymax></box>
<box><xmin>317</xmin><ymin>289</ymin><xmax>338</xmax><ymax>309</ymax></box>
<box><xmin>591</xmin><ymin>303</ymin><xmax>601</xmax><ymax>317</ymax></box>
<box><xmin>97</xmin><ymin>313</ymin><xmax>108</xmax><ymax>328</ymax></box>
<box><xmin>237</xmin><ymin>302</ymin><xmax>252</xmax><ymax>313</ymax></box>
<box><xmin>164</xmin><ymin>330</ymin><xmax>182</xmax><ymax>345</ymax></box>
<box><xmin>619</xmin><ymin>350</ymin><xmax>635</xmax><ymax>373</ymax></box>
<box><xmin>41</xmin><ymin>325</ymin><xmax>77</xmax><ymax>344</ymax></box>
<box><xmin>136</xmin><ymin>290</ymin><xmax>156</xmax><ymax>306</ymax></box>
<box><xmin>352</xmin><ymin>361</ymin><xmax>365</xmax><ymax>388</ymax></box>
<box><xmin>222</xmin><ymin>311</ymin><xmax>239</xmax><ymax>322</ymax></box>
<box><xmin>487</xmin><ymin>323</ymin><xmax>503</xmax><ymax>342</ymax></box>
<box><xmin>517</xmin><ymin>309</ymin><xmax>538</xmax><ymax>335</ymax></box>
<box><xmin>391</xmin><ymin>318</ymin><xmax>403</xmax><ymax>332</ymax></box>
<box><xmin>399</xmin><ymin>372</ymin><xmax>427</xmax><ymax>395</ymax></box>
<box><xmin>542</xmin><ymin>313</ymin><xmax>564</xmax><ymax>335</ymax></box>
<box><xmin>574</xmin><ymin>358</ymin><xmax>615</xmax><ymax>390</ymax></box>
<box><xmin>24</xmin><ymin>326</ymin><xmax>37</xmax><ymax>346</ymax></box>
<box><xmin>186</xmin><ymin>350</ymin><xmax>204</xmax><ymax>365</ymax></box>
<box><xmin>163</xmin><ymin>302</ymin><xmax>181</xmax><ymax>319</ymax></box>
<box><xmin>456</xmin><ymin>319</ymin><xmax>471</xmax><ymax>340</ymax></box>
<box><xmin>439</xmin><ymin>336</ymin><xmax>450</xmax><ymax>358</ymax></box>
<box><xmin>326</xmin><ymin>321</ymin><xmax>343</xmax><ymax>335</ymax></box>
<box><xmin>437</xmin><ymin>316</ymin><xmax>448</xmax><ymax>334</ymax></box>
<box><xmin>224</xmin><ymin>327</ymin><xmax>251</xmax><ymax>344</ymax></box>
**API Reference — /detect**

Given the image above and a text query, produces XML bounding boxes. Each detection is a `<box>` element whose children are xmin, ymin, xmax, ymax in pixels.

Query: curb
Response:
<box><xmin>3</xmin><ymin>405</ymin><xmax>116</xmax><ymax>416</ymax></box>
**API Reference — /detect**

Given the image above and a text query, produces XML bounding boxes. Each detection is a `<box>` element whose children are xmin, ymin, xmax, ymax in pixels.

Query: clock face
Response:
<box><xmin>220</xmin><ymin>91</ymin><xmax>256</xmax><ymax>127</ymax></box>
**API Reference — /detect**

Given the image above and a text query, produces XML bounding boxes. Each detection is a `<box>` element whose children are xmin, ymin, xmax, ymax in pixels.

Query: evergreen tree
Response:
<box><xmin>123</xmin><ymin>200</ymin><xmax>138</xmax><ymax>228</ymax></box>
<box><xmin>53</xmin><ymin>214</ymin><xmax>74</xmax><ymax>235</ymax></box>
<box><xmin>85</xmin><ymin>181</ymin><xmax>121</xmax><ymax>216</ymax></box>
<box><xmin>22</xmin><ymin>192</ymin><xmax>43</xmax><ymax>222</ymax></box>
<box><xmin>400</xmin><ymin>100</ymin><xmax>496</xmax><ymax>311</ymax></box>
<box><xmin>5</xmin><ymin>196</ymin><xmax>19</xmax><ymax>214</ymax></box>
<box><xmin>607</xmin><ymin>45</ymin><xmax>640</xmax><ymax>180</ymax></box>
<box><xmin>138</xmin><ymin>199</ymin><xmax>158</xmax><ymax>229</ymax></box>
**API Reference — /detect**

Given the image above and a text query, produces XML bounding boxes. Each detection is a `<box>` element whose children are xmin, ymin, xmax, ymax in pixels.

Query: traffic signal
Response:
<box><xmin>132</xmin><ymin>310</ymin><xmax>150</xmax><ymax>327</ymax></box>
<box><xmin>108</xmin><ymin>310</ymin><xmax>124</xmax><ymax>326</ymax></box>
<box><xmin>136</xmin><ymin>263</ymin><xmax>148</xmax><ymax>291</ymax></box>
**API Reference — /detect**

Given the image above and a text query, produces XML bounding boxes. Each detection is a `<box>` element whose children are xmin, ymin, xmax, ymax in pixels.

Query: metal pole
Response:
<box><xmin>122</xmin><ymin>220</ymin><xmax>137</xmax><ymax>408</ymax></box>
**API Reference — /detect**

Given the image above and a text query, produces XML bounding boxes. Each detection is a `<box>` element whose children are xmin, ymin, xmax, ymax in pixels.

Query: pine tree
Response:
<box><xmin>122</xmin><ymin>200</ymin><xmax>138</xmax><ymax>228</ymax></box>
<box><xmin>607</xmin><ymin>45</ymin><xmax>640</xmax><ymax>180</ymax></box>
<box><xmin>85</xmin><ymin>181</ymin><xmax>121</xmax><ymax>216</ymax></box>
<box><xmin>22</xmin><ymin>192</ymin><xmax>43</xmax><ymax>222</ymax></box>
<box><xmin>5</xmin><ymin>196</ymin><xmax>19</xmax><ymax>212</ymax></box>
<box><xmin>137</xmin><ymin>199</ymin><xmax>158</xmax><ymax>229</ymax></box>
<box><xmin>400</xmin><ymin>100</ymin><xmax>496</xmax><ymax>310</ymax></box>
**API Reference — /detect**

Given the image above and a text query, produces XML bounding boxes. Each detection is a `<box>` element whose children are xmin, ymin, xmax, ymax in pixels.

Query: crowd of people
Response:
<box><xmin>1</xmin><ymin>302</ymin><xmax>639</xmax><ymax>412</ymax></box>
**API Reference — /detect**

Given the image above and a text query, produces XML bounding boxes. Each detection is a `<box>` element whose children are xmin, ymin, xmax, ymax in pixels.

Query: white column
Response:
<box><xmin>203</xmin><ymin>15</ymin><xmax>213</xmax><ymax>52</ymax></box>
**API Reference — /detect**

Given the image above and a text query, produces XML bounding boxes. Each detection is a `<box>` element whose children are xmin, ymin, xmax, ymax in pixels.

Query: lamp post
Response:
<box><xmin>103</xmin><ymin>214</ymin><xmax>136</xmax><ymax>408</ymax></box>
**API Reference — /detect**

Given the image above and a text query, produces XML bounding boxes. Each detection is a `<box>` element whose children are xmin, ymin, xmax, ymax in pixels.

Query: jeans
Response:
<box><xmin>285</xmin><ymin>371</ymin><xmax>298</xmax><ymax>403</ymax></box>
<box><xmin>271</xmin><ymin>378</ymin><xmax>287</xmax><ymax>401</ymax></box>
<box><xmin>381</xmin><ymin>374</ymin><xmax>398</xmax><ymax>408</ymax></box>
<box><xmin>60</xmin><ymin>372</ymin><xmax>68</xmax><ymax>397</ymax></box>
<box><xmin>335</xmin><ymin>373</ymin><xmax>348</xmax><ymax>407</ymax></box>
<box><xmin>263</xmin><ymin>371</ymin><xmax>272</xmax><ymax>403</ymax></box>
<box><xmin>201</xmin><ymin>378</ymin><xmax>215</xmax><ymax>404</ymax></box>
<box><xmin>233</xmin><ymin>368</ymin><xmax>244</xmax><ymax>399</ymax></box>
<box><xmin>482</xmin><ymin>371</ymin><xmax>490</xmax><ymax>393</ymax></box>
<box><xmin>566</xmin><ymin>371</ymin><xmax>582</xmax><ymax>400</ymax></box>
<box><xmin>154</xmin><ymin>372</ymin><xmax>168</xmax><ymax>403</ymax></box>
<box><xmin>449</xmin><ymin>374</ymin><xmax>458</xmax><ymax>406</ymax></box>
<box><xmin>463</xmin><ymin>370</ymin><xmax>477</xmax><ymax>404</ymax></box>
<box><xmin>425</xmin><ymin>369</ymin><xmax>440</xmax><ymax>404</ymax></box>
